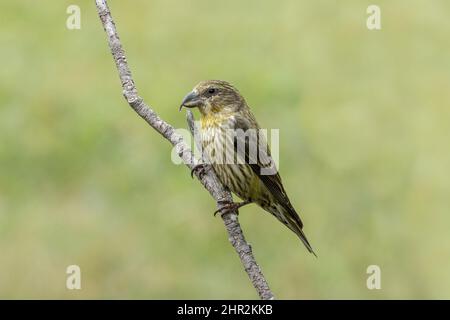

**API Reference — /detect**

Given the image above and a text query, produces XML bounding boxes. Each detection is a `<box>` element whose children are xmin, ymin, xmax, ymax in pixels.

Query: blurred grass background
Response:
<box><xmin>0</xmin><ymin>0</ymin><xmax>449</xmax><ymax>299</ymax></box>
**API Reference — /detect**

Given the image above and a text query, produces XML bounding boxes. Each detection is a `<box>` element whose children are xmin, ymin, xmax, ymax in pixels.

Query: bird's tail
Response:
<box><xmin>291</xmin><ymin>223</ymin><xmax>317</xmax><ymax>258</ymax></box>
<box><xmin>269</xmin><ymin>204</ymin><xmax>317</xmax><ymax>257</ymax></box>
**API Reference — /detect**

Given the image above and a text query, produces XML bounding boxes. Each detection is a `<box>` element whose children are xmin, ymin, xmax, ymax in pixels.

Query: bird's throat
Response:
<box><xmin>200</xmin><ymin>113</ymin><xmax>230</xmax><ymax>129</ymax></box>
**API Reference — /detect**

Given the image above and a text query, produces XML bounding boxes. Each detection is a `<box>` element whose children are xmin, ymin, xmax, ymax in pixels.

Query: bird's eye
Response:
<box><xmin>207</xmin><ymin>88</ymin><xmax>217</xmax><ymax>94</ymax></box>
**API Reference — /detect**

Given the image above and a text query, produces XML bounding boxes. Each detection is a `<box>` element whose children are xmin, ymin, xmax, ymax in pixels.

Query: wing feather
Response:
<box><xmin>233</xmin><ymin>114</ymin><xmax>304</xmax><ymax>228</ymax></box>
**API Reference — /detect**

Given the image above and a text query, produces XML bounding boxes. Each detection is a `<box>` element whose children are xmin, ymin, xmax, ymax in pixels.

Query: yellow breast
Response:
<box><xmin>200</xmin><ymin>113</ymin><xmax>230</xmax><ymax>130</ymax></box>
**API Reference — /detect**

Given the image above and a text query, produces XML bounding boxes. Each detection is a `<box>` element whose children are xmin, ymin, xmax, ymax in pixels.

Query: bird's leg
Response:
<box><xmin>214</xmin><ymin>200</ymin><xmax>252</xmax><ymax>217</ymax></box>
<box><xmin>190</xmin><ymin>163</ymin><xmax>208</xmax><ymax>179</ymax></box>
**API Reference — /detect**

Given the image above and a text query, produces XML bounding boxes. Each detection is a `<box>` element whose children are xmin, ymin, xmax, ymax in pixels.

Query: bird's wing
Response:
<box><xmin>233</xmin><ymin>113</ymin><xmax>303</xmax><ymax>228</ymax></box>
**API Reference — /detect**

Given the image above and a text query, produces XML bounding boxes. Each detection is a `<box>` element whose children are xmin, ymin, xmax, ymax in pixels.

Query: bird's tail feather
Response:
<box><xmin>292</xmin><ymin>224</ymin><xmax>317</xmax><ymax>257</ymax></box>
<box><xmin>270</xmin><ymin>204</ymin><xmax>317</xmax><ymax>257</ymax></box>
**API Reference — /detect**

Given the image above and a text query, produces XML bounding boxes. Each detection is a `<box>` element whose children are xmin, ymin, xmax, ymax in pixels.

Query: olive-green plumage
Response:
<box><xmin>180</xmin><ymin>80</ymin><xmax>315</xmax><ymax>255</ymax></box>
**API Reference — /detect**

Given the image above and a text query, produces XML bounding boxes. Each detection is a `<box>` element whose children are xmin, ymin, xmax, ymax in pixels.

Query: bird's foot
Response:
<box><xmin>190</xmin><ymin>163</ymin><xmax>208</xmax><ymax>179</ymax></box>
<box><xmin>213</xmin><ymin>200</ymin><xmax>252</xmax><ymax>217</ymax></box>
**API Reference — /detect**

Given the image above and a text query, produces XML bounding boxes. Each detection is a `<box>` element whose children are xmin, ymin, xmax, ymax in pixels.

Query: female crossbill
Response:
<box><xmin>180</xmin><ymin>80</ymin><xmax>315</xmax><ymax>255</ymax></box>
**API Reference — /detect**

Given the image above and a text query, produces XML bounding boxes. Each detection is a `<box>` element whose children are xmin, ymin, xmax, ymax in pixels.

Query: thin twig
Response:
<box><xmin>95</xmin><ymin>0</ymin><xmax>274</xmax><ymax>300</ymax></box>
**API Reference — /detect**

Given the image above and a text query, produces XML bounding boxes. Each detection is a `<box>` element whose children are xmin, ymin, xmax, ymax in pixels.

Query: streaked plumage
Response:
<box><xmin>180</xmin><ymin>80</ymin><xmax>315</xmax><ymax>255</ymax></box>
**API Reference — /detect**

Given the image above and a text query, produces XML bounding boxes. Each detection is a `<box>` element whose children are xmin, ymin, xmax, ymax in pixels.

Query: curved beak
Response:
<box><xmin>179</xmin><ymin>91</ymin><xmax>202</xmax><ymax>111</ymax></box>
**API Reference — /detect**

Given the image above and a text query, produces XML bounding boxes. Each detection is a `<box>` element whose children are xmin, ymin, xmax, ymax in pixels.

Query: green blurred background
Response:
<box><xmin>1</xmin><ymin>0</ymin><xmax>449</xmax><ymax>299</ymax></box>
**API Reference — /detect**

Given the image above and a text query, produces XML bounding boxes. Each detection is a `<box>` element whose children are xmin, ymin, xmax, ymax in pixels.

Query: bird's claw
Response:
<box><xmin>191</xmin><ymin>163</ymin><xmax>208</xmax><ymax>179</ymax></box>
<box><xmin>214</xmin><ymin>202</ymin><xmax>239</xmax><ymax>217</ymax></box>
<box><xmin>213</xmin><ymin>200</ymin><xmax>251</xmax><ymax>217</ymax></box>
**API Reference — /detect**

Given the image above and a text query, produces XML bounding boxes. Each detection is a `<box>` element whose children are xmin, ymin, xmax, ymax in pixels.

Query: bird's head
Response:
<box><xmin>179</xmin><ymin>80</ymin><xmax>245</xmax><ymax>116</ymax></box>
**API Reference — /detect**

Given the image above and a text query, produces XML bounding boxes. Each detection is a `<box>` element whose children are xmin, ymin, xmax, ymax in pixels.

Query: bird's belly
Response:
<box><xmin>212</xmin><ymin>163</ymin><xmax>258</xmax><ymax>201</ymax></box>
<box><xmin>201</xmin><ymin>124</ymin><xmax>261</xmax><ymax>201</ymax></box>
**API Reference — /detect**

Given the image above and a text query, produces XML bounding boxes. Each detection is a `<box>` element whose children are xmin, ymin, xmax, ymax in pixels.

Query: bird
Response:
<box><xmin>180</xmin><ymin>80</ymin><xmax>315</xmax><ymax>256</ymax></box>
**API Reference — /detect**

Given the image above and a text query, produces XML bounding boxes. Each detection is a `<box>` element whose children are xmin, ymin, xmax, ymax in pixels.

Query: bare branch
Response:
<box><xmin>95</xmin><ymin>0</ymin><xmax>274</xmax><ymax>300</ymax></box>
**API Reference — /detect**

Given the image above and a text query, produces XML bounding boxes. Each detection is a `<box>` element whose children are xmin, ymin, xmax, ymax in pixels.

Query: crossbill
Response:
<box><xmin>180</xmin><ymin>80</ymin><xmax>315</xmax><ymax>255</ymax></box>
